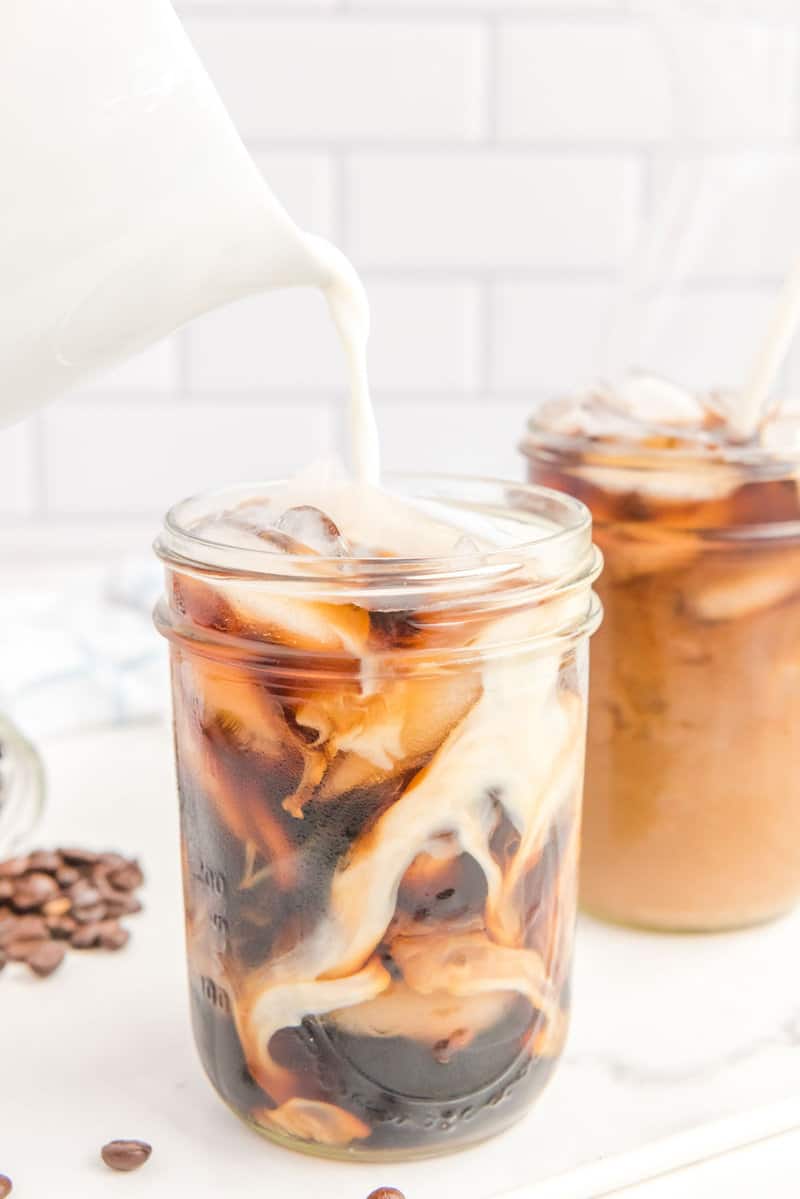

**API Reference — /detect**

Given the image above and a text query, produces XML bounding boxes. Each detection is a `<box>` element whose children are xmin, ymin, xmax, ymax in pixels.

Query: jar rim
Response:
<box><xmin>155</xmin><ymin>472</ymin><xmax>596</xmax><ymax>591</ymax></box>
<box><xmin>154</xmin><ymin>473</ymin><xmax>602</xmax><ymax>663</ymax></box>
<box><xmin>520</xmin><ymin>418</ymin><xmax>800</xmax><ymax>477</ymax></box>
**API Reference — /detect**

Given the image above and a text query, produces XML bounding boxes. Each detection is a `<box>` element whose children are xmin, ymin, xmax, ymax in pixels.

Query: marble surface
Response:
<box><xmin>2</xmin><ymin>723</ymin><xmax>800</xmax><ymax>1198</ymax></box>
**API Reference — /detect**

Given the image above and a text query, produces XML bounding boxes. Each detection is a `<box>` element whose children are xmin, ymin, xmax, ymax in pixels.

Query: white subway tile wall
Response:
<box><xmin>41</xmin><ymin>399</ymin><xmax>334</xmax><ymax>515</ymax></box>
<box><xmin>180</xmin><ymin>18</ymin><xmax>488</xmax><ymax>142</ymax></box>
<box><xmin>497</xmin><ymin>23</ymin><xmax>674</xmax><ymax>143</ymax></box>
<box><xmin>348</xmin><ymin>152</ymin><xmax>642</xmax><ymax>269</ymax></box>
<box><xmin>377</xmin><ymin>399</ymin><xmax>532</xmax><ymax>479</ymax></box>
<box><xmin>491</xmin><ymin>281</ymin><xmax>617</xmax><ymax>392</ymax></box>
<box><xmin>0</xmin><ymin>422</ymin><xmax>38</xmax><ymax>516</ymax></box>
<box><xmin>4</xmin><ymin>1</ymin><xmax>800</xmax><ymax>540</ymax></box>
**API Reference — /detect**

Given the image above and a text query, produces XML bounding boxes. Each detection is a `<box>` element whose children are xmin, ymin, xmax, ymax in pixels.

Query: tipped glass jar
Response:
<box><xmin>0</xmin><ymin>714</ymin><xmax>45</xmax><ymax>858</ymax></box>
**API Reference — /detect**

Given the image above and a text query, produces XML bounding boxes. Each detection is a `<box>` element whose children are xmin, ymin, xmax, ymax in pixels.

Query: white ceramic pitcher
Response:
<box><xmin>0</xmin><ymin>0</ymin><xmax>334</xmax><ymax>429</ymax></box>
<box><xmin>0</xmin><ymin>0</ymin><xmax>351</xmax><ymax>854</ymax></box>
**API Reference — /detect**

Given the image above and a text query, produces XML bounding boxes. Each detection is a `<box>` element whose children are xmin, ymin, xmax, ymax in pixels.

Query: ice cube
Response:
<box><xmin>611</xmin><ymin>372</ymin><xmax>706</xmax><ymax>429</ymax></box>
<box><xmin>602</xmin><ymin>525</ymin><xmax>701</xmax><ymax>583</ymax></box>
<box><xmin>577</xmin><ymin>463</ymin><xmax>741</xmax><ymax>503</ymax></box>
<box><xmin>390</xmin><ymin>929</ymin><xmax>555</xmax><ymax>1019</ymax></box>
<box><xmin>252</xmin><ymin>1100</ymin><xmax>370</xmax><ymax>1148</ymax></box>
<box><xmin>172</xmin><ymin>661</ymin><xmax>299</xmax><ymax>888</ymax></box>
<box><xmin>685</xmin><ymin>550</ymin><xmax>800</xmax><ymax>622</ymax></box>
<box><xmin>328</xmin><ymin>980</ymin><xmax>512</xmax><ymax>1044</ymax></box>
<box><xmin>534</xmin><ymin>391</ymin><xmax>640</xmax><ymax>441</ymax></box>
<box><xmin>296</xmin><ymin>669</ymin><xmax>482</xmax><ymax>802</ymax></box>
<box><xmin>197</xmin><ymin>510</ymin><xmax>316</xmax><ymax>557</ymax></box>
<box><xmin>273</xmin><ymin>505</ymin><xmax>350</xmax><ymax>557</ymax></box>
<box><xmin>760</xmin><ymin>412</ymin><xmax>800</xmax><ymax>454</ymax></box>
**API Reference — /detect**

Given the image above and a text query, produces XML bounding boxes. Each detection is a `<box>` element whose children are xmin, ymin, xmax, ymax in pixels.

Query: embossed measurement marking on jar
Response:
<box><xmin>210</xmin><ymin>912</ymin><xmax>230</xmax><ymax>938</ymax></box>
<box><xmin>200</xmin><ymin>974</ymin><xmax>231</xmax><ymax>1014</ymax></box>
<box><xmin>191</xmin><ymin>859</ymin><xmax>227</xmax><ymax>896</ymax></box>
<box><xmin>190</xmin><ymin>858</ymin><xmax>231</xmax><ymax>947</ymax></box>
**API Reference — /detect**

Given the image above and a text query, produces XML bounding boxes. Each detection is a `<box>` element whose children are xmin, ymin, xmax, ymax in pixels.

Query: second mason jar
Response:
<box><xmin>155</xmin><ymin>475</ymin><xmax>601</xmax><ymax>1160</ymax></box>
<box><xmin>523</xmin><ymin>422</ymin><xmax>800</xmax><ymax>932</ymax></box>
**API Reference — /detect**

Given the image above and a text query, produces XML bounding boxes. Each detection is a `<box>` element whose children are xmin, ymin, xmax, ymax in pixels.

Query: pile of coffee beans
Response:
<box><xmin>0</xmin><ymin>848</ymin><xmax>144</xmax><ymax>977</ymax></box>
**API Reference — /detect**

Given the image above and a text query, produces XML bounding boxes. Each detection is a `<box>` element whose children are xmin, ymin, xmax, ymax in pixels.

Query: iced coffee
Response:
<box><xmin>523</xmin><ymin>377</ymin><xmax>800</xmax><ymax>931</ymax></box>
<box><xmin>155</xmin><ymin>473</ymin><xmax>601</xmax><ymax>1159</ymax></box>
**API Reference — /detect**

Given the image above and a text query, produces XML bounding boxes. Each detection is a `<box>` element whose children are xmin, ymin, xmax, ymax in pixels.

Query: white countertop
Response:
<box><xmin>3</xmin><ymin>723</ymin><xmax>800</xmax><ymax>1197</ymax></box>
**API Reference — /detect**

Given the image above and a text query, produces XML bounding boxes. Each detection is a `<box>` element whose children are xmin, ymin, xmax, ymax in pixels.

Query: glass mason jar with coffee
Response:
<box><xmin>155</xmin><ymin>475</ymin><xmax>601</xmax><ymax>1159</ymax></box>
<box><xmin>523</xmin><ymin>417</ymin><xmax>800</xmax><ymax>931</ymax></box>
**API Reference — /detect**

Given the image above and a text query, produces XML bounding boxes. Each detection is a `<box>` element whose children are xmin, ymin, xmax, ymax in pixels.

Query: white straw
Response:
<box><xmin>736</xmin><ymin>250</ymin><xmax>800</xmax><ymax>439</ymax></box>
<box><xmin>496</xmin><ymin>1097</ymin><xmax>800</xmax><ymax>1199</ymax></box>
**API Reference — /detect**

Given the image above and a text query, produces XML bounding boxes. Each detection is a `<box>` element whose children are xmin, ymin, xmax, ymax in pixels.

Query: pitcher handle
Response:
<box><xmin>0</xmin><ymin>715</ymin><xmax>46</xmax><ymax>858</ymax></box>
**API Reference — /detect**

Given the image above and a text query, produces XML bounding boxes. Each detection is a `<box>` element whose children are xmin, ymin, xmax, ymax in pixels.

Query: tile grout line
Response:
<box><xmin>484</xmin><ymin>17</ymin><xmax>501</xmax><ymax>146</ymax></box>
<box><xmin>240</xmin><ymin>136</ymin><xmax>793</xmax><ymax>155</ymax></box>
<box><xmin>176</xmin><ymin>329</ymin><xmax>193</xmax><ymax>402</ymax></box>
<box><xmin>331</xmin><ymin>148</ymin><xmax>351</xmax><ymax>463</ymax></box>
<box><xmin>30</xmin><ymin>413</ymin><xmax>48</xmax><ymax>518</ymax></box>
<box><xmin>332</xmin><ymin>150</ymin><xmax>349</xmax><ymax>253</ymax></box>
<box><xmin>177</xmin><ymin>5</ymin><xmax>636</xmax><ymax>23</ymax></box>
<box><xmin>478</xmin><ymin>282</ymin><xmax>495</xmax><ymax>394</ymax></box>
<box><xmin>53</xmin><ymin>387</ymin><xmax>554</xmax><ymax>405</ymax></box>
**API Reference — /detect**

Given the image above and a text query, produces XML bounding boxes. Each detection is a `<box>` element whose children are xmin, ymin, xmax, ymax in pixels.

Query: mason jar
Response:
<box><xmin>155</xmin><ymin>475</ymin><xmax>601</xmax><ymax>1160</ymax></box>
<box><xmin>523</xmin><ymin>425</ymin><xmax>800</xmax><ymax>932</ymax></box>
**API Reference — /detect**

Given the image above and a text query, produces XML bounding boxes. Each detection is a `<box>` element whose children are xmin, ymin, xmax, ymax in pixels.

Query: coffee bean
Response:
<box><xmin>46</xmin><ymin>915</ymin><xmax>78</xmax><ymax>939</ymax></box>
<box><xmin>0</xmin><ymin>1172</ymin><xmax>12</xmax><ymax>1197</ymax></box>
<box><xmin>92</xmin><ymin>877</ymin><xmax>119</xmax><ymax>903</ymax></box>
<box><xmin>104</xmin><ymin>894</ymin><xmax>142</xmax><ymax>918</ymax></box>
<box><xmin>0</xmin><ymin>915</ymin><xmax>47</xmax><ymax>945</ymax></box>
<box><xmin>27</xmin><ymin>941</ymin><xmax>66</xmax><ymax>977</ymax></box>
<box><xmin>27</xmin><ymin>851</ymin><xmax>63</xmax><ymax>874</ymax></box>
<box><xmin>71</xmin><ymin>923</ymin><xmax>102</xmax><ymax>949</ymax></box>
<box><xmin>6</xmin><ymin>937</ymin><xmax>49</xmax><ymax>962</ymax></box>
<box><xmin>0</xmin><ymin>950</ymin><xmax>7</xmax><ymax>973</ymax></box>
<box><xmin>67</xmin><ymin>880</ymin><xmax>102</xmax><ymax>909</ymax></box>
<box><xmin>42</xmin><ymin>896</ymin><xmax>72</xmax><ymax>918</ymax></box>
<box><xmin>108</xmin><ymin>863</ymin><xmax>144</xmax><ymax>892</ymax></box>
<box><xmin>59</xmin><ymin>848</ymin><xmax>100</xmax><ymax>866</ymax></box>
<box><xmin>89</xmin><ymin>869</ymin><xmax>111</xmax><ymax>892</ymax></box>
<box><xmin>73</xmin><ymin>903</ymin><xmax>107</xmax><ymax>925</ymax></box>
<box><xmin>101</xmin><ymin>1140</ymin><xmax>152</xmax><ymax>1172</ymax></box>
<box><xmin>98</xmin><ymin>853</ymin><xmax>128</xmax><ymax>872</ymax></box>
<box><xmin>0</xmin><ymin>881</ymin><xmax>13</xmax><ymax>902</ymax></box>
<box><xmin>0</xmin><ymin>856</ymin><xmax>29</xmax><ymax>879</ymax></box>
<box><xmin>367</xmin><ymin>1189</ymin><xmax>405</xmax><ymax>1199</ymax></box>
<box><xmin>56</xmin><ymin>865</ymin><xmax>80</xmax><ymax>887</ymax></box>
<box><xmin>98</xmin><ymin>921</ymin><xmax>129</xmax><ymax>952</ymax></box>
<box><xmin>13</xmin><ymin>872</ymin><xmax>60</xmax><ymax>911</ymax></box>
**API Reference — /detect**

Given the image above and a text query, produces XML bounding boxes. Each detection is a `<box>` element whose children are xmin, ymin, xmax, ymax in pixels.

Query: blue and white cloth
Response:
<box><xmin>0</xmin><ymin>560</ymin><xmax>168</xmax><ymax>738</ymax></box>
